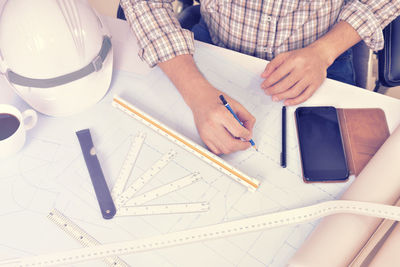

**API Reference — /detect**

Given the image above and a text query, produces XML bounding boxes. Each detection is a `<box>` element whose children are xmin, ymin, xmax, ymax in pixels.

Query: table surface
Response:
<box><xmin>1</xmin><ymin>16</ymin><xmax>400</xmax><ymax>267</ymax></box>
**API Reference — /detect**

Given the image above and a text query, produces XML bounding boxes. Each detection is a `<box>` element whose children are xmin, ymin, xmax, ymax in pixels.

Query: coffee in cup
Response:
<box><xmin>0</xmin><ymin>104</ymin><xmax>37</xmax><ymax>158</ymax></box>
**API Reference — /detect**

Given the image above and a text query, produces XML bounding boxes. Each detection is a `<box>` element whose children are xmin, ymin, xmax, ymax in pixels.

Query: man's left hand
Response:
<box><xmin>260</xmin><ymin>46</ymin><xmax>331</xmax><ymax>106</ymax></box>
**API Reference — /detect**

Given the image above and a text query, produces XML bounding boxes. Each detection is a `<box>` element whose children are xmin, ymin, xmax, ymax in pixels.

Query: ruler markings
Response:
<box><xmin>125</xmin><ymin>172</ymin><xmax>202</xmax><ymax>206</ymax></box>
<box><xmin>47</xmin><ymin>209</ymin><xmax>129</xmax><ymax>267</ymax></box>
<box><xmin>112</xmin><ymin>96</ymin><xmax>259</xmax><ymax>191</ymax></box>
<box><xmin>112</xmin><ymin>132</ymin><xmax>146</xmax><ymax>203</ymax></box>
<box><xmin>7</xmin><ymin>200</ymin><xmax>400</xmax><ymax>266</ymax></box>
<box><xmin>116</xmin><ymin>202</ymin><xmax>210</xmax><ymax>216</ymax></box>
<box><xmin>115</xmin><ymin>150</ymin><xmax>177</xmax><ymax>207</ymax></box>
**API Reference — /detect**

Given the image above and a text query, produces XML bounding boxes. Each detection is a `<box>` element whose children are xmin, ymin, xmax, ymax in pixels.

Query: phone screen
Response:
<box><xmin>295</xmin><ymin>106</ymin><xmax>349</xmax><ymax>182</ymax></box>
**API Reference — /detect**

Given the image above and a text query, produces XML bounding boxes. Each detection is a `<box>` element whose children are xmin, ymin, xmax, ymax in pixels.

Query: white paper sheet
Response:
<box><xmin>1</xmin><ymin>17</ymin><xmax>400</xmax><ymax>267</ymax></box>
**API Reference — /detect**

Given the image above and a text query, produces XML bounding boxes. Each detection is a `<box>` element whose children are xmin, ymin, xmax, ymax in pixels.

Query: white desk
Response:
<box><xmin>1</xmin><ymin>16</ymin><xmax>400</xmax><ymax>267</ymax></box>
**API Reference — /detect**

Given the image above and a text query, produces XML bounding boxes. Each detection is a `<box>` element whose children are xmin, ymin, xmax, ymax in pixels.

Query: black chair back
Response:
<box><xmin>378</xmin><ymin>16</ymin><xmax>400</xmax><ymax>87</ymax></box>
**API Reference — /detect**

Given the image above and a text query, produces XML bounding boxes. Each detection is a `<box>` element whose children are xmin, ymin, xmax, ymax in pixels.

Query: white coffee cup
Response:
<box><xmin>0</xmin><ymin>104</ymin><xmax>37</xmax><ymax>158</ymax></box>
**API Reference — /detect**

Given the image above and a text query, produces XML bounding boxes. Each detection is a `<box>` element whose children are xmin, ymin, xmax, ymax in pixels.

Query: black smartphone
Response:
<box><xmin>295</xmin><ymin>106</ymin><xmax>349</xmax><ymax>182</ymax></box>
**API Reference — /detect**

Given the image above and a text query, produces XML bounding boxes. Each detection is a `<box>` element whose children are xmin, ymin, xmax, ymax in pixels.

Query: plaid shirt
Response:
<box><xmin>120</xmin><ymin>0</ymin><xmax>400</xmax><ymax>67</ymax></box>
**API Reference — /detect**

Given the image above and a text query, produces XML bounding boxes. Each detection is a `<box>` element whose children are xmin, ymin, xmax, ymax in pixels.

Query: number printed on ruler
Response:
<box><xmin>114</xmin><ymin>148</ymin><xmax>176</xmax><ymax>207</ymax></box>
<box><xmin>112</xmin><ymin>132</ymin><xmax>146</xmax><ymax>200</ymax></box>
<box><xmin>10</xmin><ymin>200</ymin><xmax>400</xmax><ymax>266</ymax></box>
<box><xmin>117</xmin><ymin>202</ymin><xmax>210</xmax><ymax>216</ymax></box>
<box><xmin>112</xmin><ymin>132</ymin><xmax>209</xmax><ymax>216</ymax></box>
<box><xmin>47</xmin><ymin>209</ymin><xmax>129</xmax><ymax>267</ymax></box>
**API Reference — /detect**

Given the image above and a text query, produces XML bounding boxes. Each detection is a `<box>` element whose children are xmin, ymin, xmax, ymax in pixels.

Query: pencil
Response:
<box><xmin>219</xmin><ymin>95</ymin><xmax>258</xmax><ymax>151</ymax></box>
<box><xmin>281</xmin><ymin>106</ymin><xmax>287</xmax><ymax>168</ymax></box>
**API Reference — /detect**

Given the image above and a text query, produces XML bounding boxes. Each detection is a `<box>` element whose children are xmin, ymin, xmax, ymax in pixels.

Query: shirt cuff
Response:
<box><xmin>338</xmin><ymin>1</ymin><xmax>384</xmax><ymax>51</ymax></box>
<box><xmin>139</xmin><ymin>28</ymin><xmax>195</xmax><ymax>67</ymax></box>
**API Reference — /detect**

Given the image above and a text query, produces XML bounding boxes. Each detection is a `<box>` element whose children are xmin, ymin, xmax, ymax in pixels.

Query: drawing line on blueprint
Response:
<box><xmin>1</xmin><ymin>53</ymin><xmax>353</xmax><ymax>266</ymax></box>
<box><xmin>114</xmin><ymin>72</ymin><xmax>323</xmax><ymax>266</ymax></box>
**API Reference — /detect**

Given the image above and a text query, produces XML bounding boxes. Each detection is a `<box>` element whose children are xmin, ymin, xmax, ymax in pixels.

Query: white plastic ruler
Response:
<box><xmin>112</xmin><ymin>95</ymin><xmax>260</xmax><ymax>192</ymax></box>
<box><xmin>112</xmin><ymin>132</ymin><xmax>146</xmax><ymax>200</ymax></box>
<box><xmin>124</xmin><ymin>172</ymin><xmax>202</xmax><ymax>206</ymax></box>
<box><xmin>111</xmin><ymin>132</ymin><xmax>209</xmax><ymax>216</ymax></box>
<box><xmin>114</xmin><ymin>150</ymin><xmax>177</xmax><ymax>207</ymax></box>
<box><xmin>117</xmin><ymin>202</ymin><xmax>210</xmax><ymax>216</ymax></box>
<box><xmin>5</xmin><ymin>200</ymin><xmax>400</xmax><ymax>266</ymax></box>
<box><xmin>47</xmin><ymin>209</ymin><xmax>129</xmax><ymax>267</ymax></box>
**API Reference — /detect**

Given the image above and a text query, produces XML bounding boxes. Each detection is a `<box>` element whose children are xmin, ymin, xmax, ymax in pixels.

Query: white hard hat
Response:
<box><xmin>0</xmin><ymin>0</ymin><xmax>113</xmax><ymax>116</ymax></box>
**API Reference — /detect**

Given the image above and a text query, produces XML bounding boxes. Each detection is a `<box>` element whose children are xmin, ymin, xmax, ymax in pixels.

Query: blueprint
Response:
<box><xmin>2</xmin><ymin>34</ymin><xmax>392</xmax><ymax>266</ymax></box>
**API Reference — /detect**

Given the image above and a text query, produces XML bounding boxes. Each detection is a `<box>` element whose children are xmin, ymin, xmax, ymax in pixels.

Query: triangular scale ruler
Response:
<box><xmin>47</xmin><ymin>209</ymin><xmax>129</xmax><ymax>267</ymax></box>
<box><xmin>112</xmin><ymin>95</ymin><xmax>260</xmax><ymax>192</ymax></box>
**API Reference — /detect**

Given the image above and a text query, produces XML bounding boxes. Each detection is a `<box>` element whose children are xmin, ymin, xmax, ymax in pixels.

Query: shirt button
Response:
<box><xmin>266</xmin><ymin>16</ymin><xmax>272</xmax><ymax>22</ymax></box>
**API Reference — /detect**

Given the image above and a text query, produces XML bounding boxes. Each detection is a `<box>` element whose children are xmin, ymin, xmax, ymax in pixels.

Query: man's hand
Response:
<box><xmin>260</xmin><ymin>45</ymin><xmax>330</xmax><ymax>106</ymax></box>
<box><xmin>189</xmin><ymin>87</ymin><xmax>256</xmax><ymax>155</ymax></box>
<box><xmin>260</xmin><ymin>21</ymin><xmax>362</xmax><ymax>106</ymax></box>
<box><xmin>158</xmin><ymin>54</ymin><xmax>255</xmax><ymax>155</ymax></box>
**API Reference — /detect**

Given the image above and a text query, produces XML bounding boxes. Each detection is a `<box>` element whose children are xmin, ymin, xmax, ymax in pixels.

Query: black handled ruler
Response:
<box><xmin>76</xmin><ymin>129</ymin><xmax>116</xmax><ymax>219</ymax></box>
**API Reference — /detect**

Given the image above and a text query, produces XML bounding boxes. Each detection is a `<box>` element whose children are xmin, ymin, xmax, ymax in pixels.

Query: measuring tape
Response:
<box><xmin>112</xmin><ymin>96</ymin><xmax>260</xmax><ymax>192</ymax></box>
<box><xmin>4</xmin><ymin>200</ymin><xmax>400</xmax><ymax>266</ymax></box>
<box><xmin>47</xmin><ymin>209</ymin><xmax>129</xmax><ymax>267</ymax></box>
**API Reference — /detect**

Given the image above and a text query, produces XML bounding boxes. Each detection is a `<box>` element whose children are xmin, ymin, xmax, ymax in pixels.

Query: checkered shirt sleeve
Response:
<box><xmin>120</xmin><ymin>0</ymin><xmax>195</xmax><ymax>67</ymax></box>
<box><xmin>339</xmin><ymin>0</ymin><xmax>400</xmax><ymax>51</ymax></box>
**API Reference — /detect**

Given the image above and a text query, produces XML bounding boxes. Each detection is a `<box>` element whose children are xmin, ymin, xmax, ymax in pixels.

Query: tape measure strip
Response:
<box><xmin>47</xmin><ymin>209</ymin><xmax>129</xmax><ymax>267</ymax></box>
<box><xmin>6</xmin><ymin>200</ymin><xmax>400</xmax><ymax>266</ymax></box>
<box><xmin>125</xmin><ymin>172</ymin><xmax>202</xmax><ymax>206</ymax></box>
<box><xmin>112</xmin><ymin>96</ymin><xmax>260</xmax><ymax>192</ymax></box>
<box><xmin>112</xmin><ymin>132</ymin><xmax>146</xmax><ymax>201</ymax></box>
<box><xmin>116</xmin><ymin>202</ymin><xmax>210</xmax><ymax>216</ymax></box>
<box><xmin>115</xmin><ymin>150</ymin><xmax>177</xmax><ymax>207</ymax></box>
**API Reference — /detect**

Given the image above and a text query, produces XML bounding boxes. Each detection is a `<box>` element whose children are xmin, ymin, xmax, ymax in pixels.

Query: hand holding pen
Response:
<box><xmin>219</xmin><ymin>95</ymin><xmax>258</xmax><ymax>151</ymax></box>
<box><xmin>179</xmin><ymin>84</ymin><xmax>255</xmax><ymax>154</ymax></box>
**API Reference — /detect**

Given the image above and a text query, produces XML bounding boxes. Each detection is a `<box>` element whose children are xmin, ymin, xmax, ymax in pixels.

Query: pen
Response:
<box><xmin>219</xmin><ymin>95</ymin><xmax>258</xmax><ymax>151</ymax></box>
<box><xmin>281</xmin><ymin>106</ymin><xmax>287</xmax><ymax>168</ymax></box>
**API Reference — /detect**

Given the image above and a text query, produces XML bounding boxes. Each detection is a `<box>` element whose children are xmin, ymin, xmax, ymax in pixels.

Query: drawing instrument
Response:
<box><xmin>115</xmin><ymin>150</ymin><xmax>176</xmax><ymax>207</ymax></box>
<box><xmin>47</xmin><ymin>209</ymin><xmax>128</xmax><ymax>267</ymax></box>
<box><xmin>76</xmin><ymin>129</ymin><xmax>116</xmax><ymax>219</ymax></box>
<box><xmin>112</xmin><ymin>96</ymin><xmax>260</xmax><ymax>191</ymax></box>
<box><xmin>112</xmin><ymin>132</ymin><xmax>146</xmax><ymax>201</ymax></box>
<box><xmin>8</xmin><ymin>200</ymin><xmax>400</xmax><ymax>266</ymax></box>
<box><xmin>281</xmin><ymin>106</ymin><xmax>287</xmax><ymax>168</ymax></box>
<box><xmin>116</xmin><ymin>202</ymin><xmax>209</xmax><ymax>216</ymax></box>
<box><xmin>219</xmin><ymin>94</ymin><xmax>257</xmax><ymax>151</ymax></box>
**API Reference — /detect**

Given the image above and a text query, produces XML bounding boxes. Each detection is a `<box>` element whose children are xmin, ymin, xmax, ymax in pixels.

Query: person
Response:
<box><xmin>119</xmin><ymin>0</ymin><xmax>400</xmax><ymax>155</ymax></box>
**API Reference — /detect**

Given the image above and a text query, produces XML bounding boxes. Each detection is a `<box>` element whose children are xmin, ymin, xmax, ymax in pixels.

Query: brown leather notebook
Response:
<box><xmin>337</xmin><ymin>108</ymin><xmax>390</xmax><ymax>176</ymax></box>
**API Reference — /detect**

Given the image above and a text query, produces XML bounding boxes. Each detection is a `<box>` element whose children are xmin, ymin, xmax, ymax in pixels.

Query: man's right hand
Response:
<box><xmin>189</xmin><ymin>87</ymin><xmax>255</xmax><ymax>154</ymax></box>
<box><xmin>158</xmin><ymin>54</ymin><xmax>256</xmax><ymax>154</ymax></box>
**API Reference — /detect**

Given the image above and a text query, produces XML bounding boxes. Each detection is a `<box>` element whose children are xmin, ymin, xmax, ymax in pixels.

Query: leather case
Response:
<box><xmin>337</xmin><ymin>108</ymin><xmax>390</xmax><ymax>176</ymax></box>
